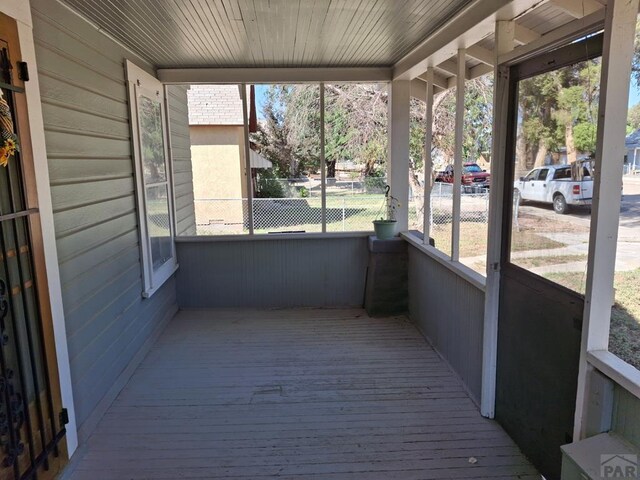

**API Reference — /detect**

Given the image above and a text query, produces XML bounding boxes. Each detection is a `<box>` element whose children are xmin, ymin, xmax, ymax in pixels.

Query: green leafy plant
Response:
<box><xmin>256</xmin><ymin>169</ymin><xmax>286</xmax><ymax>198</ymax></box>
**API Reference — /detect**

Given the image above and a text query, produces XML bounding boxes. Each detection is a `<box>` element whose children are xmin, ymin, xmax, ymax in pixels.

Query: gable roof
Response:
<box><xmin>626</xmin><ymin>128</ymin><xmax>640</xmax><ymax>148</ymax></box>
<box><xmin>187</xmin><ymin>85</ymin><xmax>244</xmax><ymax>126</ymax></box>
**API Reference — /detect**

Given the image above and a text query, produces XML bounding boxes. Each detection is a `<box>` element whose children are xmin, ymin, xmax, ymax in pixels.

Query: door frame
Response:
<box><xmin>0</xmin><ymin>0</ymin><xmax>78</xmax><ymax>456</ymax></box>
<box><xmin>493</xmin><ymin>32</ymin><xmax>604</xmax><ymax>480</ymax></box>
<box><xmin>481</xmin><ymin>12</ymin><xmax>606</xmax><ymax>418</ymax></box>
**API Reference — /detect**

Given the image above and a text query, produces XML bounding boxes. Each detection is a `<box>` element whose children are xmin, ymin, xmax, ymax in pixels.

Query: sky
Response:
<box><xmin>255</xmin><ymin>85</ymin><xmax>269</xmax><ymax>121</ymax></box>
<box><xmin>630</xmin><ymin>80</ymin><xmax>640</xmax><ymax>107</ymax></box>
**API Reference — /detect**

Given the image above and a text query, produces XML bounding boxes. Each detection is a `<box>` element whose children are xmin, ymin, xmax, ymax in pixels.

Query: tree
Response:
<box><xmin>574</xmin><ymin>122</ymin><xmax>597</xmax><ymax>153</ymax></box>
<box><xmin>516</xmin><ymin>59</ymin><xmax>600</xmax><ymax>173</ymax></box>
<box><xmin>324</xmin><ymin>84</ymin><xmax>388</xmax><ymax>177</ymax></box>
<box><xmin>628</xmin><ymin>103</ymin><xmax>640</xmax><ymax>132</ymax></box>
<box><xmin>252</xmin><ymin>83</ymin><xmax>387</xmax><ymax>179</ymax></box>
<box><xmin>252</xmin><ymin>77</ymin><xmax>493</xmax><ymax>189</ymax></box>
<box><xmin>251</xmin><ymin>86</ymin><xmax>295</xmax><ymax>176</ymax></box>
<box><xmin>632</xmin><ymin>19</ymin><xmax>640</xmax><ymax>87</ymax></box>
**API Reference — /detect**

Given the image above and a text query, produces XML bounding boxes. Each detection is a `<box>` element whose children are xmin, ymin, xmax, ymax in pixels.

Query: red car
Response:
<box><xmin>435</xmin><ymin>163</ymin><xmax>490</xmax><ymax>188</ymax></box>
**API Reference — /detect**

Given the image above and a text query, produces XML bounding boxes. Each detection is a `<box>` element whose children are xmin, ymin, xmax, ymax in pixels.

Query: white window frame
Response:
<box><xmin>179</xmin><ymin>81</ymin><xmax>391</xmax><ymax>237</ymax></box>
<box><xmin>403</xmin><ymin>50</ymin><xmax>490</xmax><ymax>288</ymax></box>
<box><xmin>126</xmin><ymin>60</ymin><xmax>178</xmax><ymax>298</ymax></box>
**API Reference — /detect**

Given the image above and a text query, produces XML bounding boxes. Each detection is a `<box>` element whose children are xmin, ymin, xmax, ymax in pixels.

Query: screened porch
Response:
<box><xmin>1</xmin><ymin>0</ymin><xmax>639</xmax><ymax>480</ymax></box>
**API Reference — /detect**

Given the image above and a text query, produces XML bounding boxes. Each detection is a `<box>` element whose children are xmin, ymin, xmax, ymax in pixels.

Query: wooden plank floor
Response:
<box><xmin>66</xmin><ymin>309</ymin><xmax>539</xmax><ymax>479</ymax></box>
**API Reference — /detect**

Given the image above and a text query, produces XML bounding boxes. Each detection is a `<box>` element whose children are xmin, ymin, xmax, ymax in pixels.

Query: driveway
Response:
<box><xmin>511</xmin><ymin>176</ymin><xmax>640</xmax><ymax>273</ymax></box>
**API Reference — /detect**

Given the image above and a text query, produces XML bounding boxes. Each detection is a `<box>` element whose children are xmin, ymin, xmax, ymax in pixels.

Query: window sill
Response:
<box><xmin>175</xmin><ymin>231</ymin><xmax>374</xmax><ymax>243</ymax></box>
<box><xmin>587</xmin><ymin>349</ymin><xmax>640</xmax><ymax>400</ymax></box>
<box><xmin>401</xmin><ymin>232</ymin><xmax>487</xmax><ymax>292</ymax></box>
<box><xmin>142</xmin><ymin>263</ymin><xmax>179</xmax><ymax>298</ymax></box>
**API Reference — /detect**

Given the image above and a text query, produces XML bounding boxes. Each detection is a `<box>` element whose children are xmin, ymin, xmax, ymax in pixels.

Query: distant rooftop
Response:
<box><xmin>626</xmin><ymin>128</ymin><xmax>640</xmax><ymax>148</ymax></box>
<box><xmin>187</xmin><ymin>85</ymin><xmax>243</xmax><ymax>126</ymax></box>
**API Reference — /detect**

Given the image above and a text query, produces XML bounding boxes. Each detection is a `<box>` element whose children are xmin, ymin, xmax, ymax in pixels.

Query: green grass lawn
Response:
<box><xmin>197</xmin><ymin>194</ymin><xmax>386</xmax><ymax>235</ymax></box>
<box><xmin>546</xmin><ymin>269</ymin><xmax>640</xmax><ymax>370</ymax></box>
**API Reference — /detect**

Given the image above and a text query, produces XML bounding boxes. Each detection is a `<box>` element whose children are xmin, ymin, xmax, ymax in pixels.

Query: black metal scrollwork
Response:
<box><xmin>0</xmin><ymin>278</ymin><xmax>24</xmax><ymax>469</ymax></box>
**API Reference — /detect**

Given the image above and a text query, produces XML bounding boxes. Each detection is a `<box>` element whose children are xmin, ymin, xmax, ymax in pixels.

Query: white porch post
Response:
<box><xmin>388</xmin><ymin>79</ymin><xmax>411</xmax><ymax>231</ymax></box>
<box><xmin>481</xmin><ymin>20</ymin><xmax>515</xmax><ymax>418</ymax></box>
<box><xmin>240</xmin><ymin>84</ymin><xmax>255</xmax><ymax>234</ymax></box>
<box><xmin>573</xmin><ymin>0</ymin><xmax>638</xmax><ymax>440</ymax></box>
<box><xmin>451</xmin><ymin>49</ymin><xmax>465</xmax><ymax>261</ymax></box>
<box><xmin>320</xmin><ymin>83</ymin><xmax>327</xmax><ymax>232</ymax></box>
<box><xmin>423</xmin><ymin>68</ymin><xmax>435</xmax><ymax>243</ymax></box>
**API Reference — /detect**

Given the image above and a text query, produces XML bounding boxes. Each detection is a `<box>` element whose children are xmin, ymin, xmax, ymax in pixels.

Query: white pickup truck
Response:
<box><xmin>514</xmin><ymin>160</ymin><xmax>594</xmax><ymax>214</ymax></box>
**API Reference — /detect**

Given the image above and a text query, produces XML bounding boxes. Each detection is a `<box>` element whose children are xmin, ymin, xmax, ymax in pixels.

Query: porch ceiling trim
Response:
<box><xmin>157</xmin><ymin>67</ymin><xmax>392</xmax><ymax>85</ymax></box>
<box><xmin>392</xmin><ymin>0</ymin><xmax>547</xmax><ymax>80</ymax></box>
<box><xmin>498</xmin><ymin>8</ymin><xmax>606</xmax><ymax>65</ymax></box>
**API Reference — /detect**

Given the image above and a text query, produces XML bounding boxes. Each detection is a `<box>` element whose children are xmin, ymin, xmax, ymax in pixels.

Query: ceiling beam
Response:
<box><xmin>466</xmin><ymin>45</ymin><xmax>495</xmax><ymax>66</ymax></box>
<box><xmin>436</xmin><ymin>59</ymin><xmax>469</xmax><ymax>78</ymax></box>
<box><xmin>410</xmin><ymin>78</ymin><xmax>445</xmax><ymax>102</ymax></box>
<box><xmin>157</xmin><ymin>67</ymin><xmax>393</xmax><ymax>84</ymax></box>
<box><xmin>417</xmin><ymin>71</ymin><xmax>449</xmax><ymax>90</ymax></box>
<box><xmin>469</xmin><ymin>63</ymin><xmax>494</xmax><ymax>80</ymax></box>
<box><xmin>514</xmin><ymin>24</ymin><xmax>541</xmax><ymax>45</ymax></box>
<box><xmin>547</xmin><ymin>0</ymin><xmax>603</xmax><ymax>18</ymax></box>
<box><xmin>499</xmin><ymin>8</ymin><xmax>605</xmax><ymax>64</ymax></box>
<box><xmin>441</xmin><ymin>62</ymin><xmax>494</xmax><ymax>89</ymax></box>
<box><xmin>393</xmin><ymin>0</ymin><xmax>547</xmax><ymax>80</ymax></box>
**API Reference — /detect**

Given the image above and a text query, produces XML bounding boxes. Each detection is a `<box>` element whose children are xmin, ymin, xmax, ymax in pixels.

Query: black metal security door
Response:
<box><xmin>496</xmin><ymin>33</ymin><xmax>603</xmax><ymax>480</ymax></box>
<box><xmin>0</xmin><ymin>13</ymin><xmax>67</xmax><ymax>480</ymax></box>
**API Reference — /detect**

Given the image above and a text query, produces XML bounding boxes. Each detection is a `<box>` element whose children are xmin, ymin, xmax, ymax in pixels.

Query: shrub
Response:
<box><xmin>364</xmin><ymin>171</ymin><xmax>386</xmax><ymax>193</ymax></box>
<box><xmin>256</xmin><ymin>170</ymin><xmax>286</xmax><ymax>198</ymax></box>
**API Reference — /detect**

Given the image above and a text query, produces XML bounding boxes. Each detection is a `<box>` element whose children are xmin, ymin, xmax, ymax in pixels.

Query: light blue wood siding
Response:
<box><xmin>31</xmin><ymin>0</ymin><xmax>179</xmax><ymax>434</ymax></box>
<box><xmin>612</xmin><ymin>384</ymin><xmax>640</xmax><ymax>448</ymax></box>
<box><xmin>167</xmin><ymin>86</ymin><xmax>196</xmax><ymax>236</ymax></box>
<box><xmin>407</xmin><ymin>246</ymin><xmax>484</xmax><ymax>403</ymax></box>
<box><xmin>176</xmin><ymin>236</ymin><xmax>368</xmax><ymax>308</ymax></box>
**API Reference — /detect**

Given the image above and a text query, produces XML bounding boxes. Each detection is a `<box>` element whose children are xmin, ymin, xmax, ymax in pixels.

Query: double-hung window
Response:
<box><xmin>126</xmin><ymin>61</ymin><xmax>177</xmax><ymax>297</ymax></box>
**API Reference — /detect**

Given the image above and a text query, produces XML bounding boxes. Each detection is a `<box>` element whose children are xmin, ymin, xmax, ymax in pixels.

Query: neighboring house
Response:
<box><xmin>626</xmin><ymin>128</ymin><xmax>640</xmax><ymax>173</ymax></box>
<box><xmin>187</xmin><ymin>85</ymin><xmax>271</xmax><ymax>232</ymax></box>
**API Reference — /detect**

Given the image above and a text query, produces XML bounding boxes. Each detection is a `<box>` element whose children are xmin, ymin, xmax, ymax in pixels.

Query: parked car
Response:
<box><xmin>435</xmin><ymin>163</ymin><xmax>490</xmax><ymax>188</ymax></box>
<box><xmin>514</xmin><ymin>160</ymin><xmax>594</xmax><ymax>214</ymax></box>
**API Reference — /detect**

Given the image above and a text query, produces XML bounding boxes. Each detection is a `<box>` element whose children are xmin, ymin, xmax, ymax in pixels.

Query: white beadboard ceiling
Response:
<box><xmin>58</xmin><ymin>0</ymin><xmax>475</xmax><ymax>68</ymax></box>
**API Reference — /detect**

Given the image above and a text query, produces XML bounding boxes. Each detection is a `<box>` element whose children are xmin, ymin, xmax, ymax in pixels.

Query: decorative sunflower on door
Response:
<box><xmin>0</xmin><ymin>90</ymin><xmax>19</xmax><ymax>167</ymax></box>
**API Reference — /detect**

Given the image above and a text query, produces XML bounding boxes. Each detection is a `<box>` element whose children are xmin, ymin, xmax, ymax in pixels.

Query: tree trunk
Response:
<box><xmin>408</xmin><ymin>172</ymin><xmax>424</xmax><ymax>231</ymax></box>
<box><xmin>566</xmin><ymin>122</ymin><xmax>577</xmax><ymax>164</ymax></box>
<box><xmin>533</xmin><ymin>141</ymin><xmax>548</xmax><ymax>168</ymax></box>
<box><xmin>363</xmin><ymin>158</ymin><xmax>376</xmax><ymax>177</ymax></box>
<box><xmin>327</xmin><ymin>160</ymin><xmax>336</xmax><ymax>178</ymax></box>
<box><xmin>516</xmin><ymin>130</ymin><xmax>528</xmax><ymax>176</ymax></box>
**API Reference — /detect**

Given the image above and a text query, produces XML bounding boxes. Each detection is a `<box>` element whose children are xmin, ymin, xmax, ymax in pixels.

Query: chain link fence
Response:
<box><xmin>409</xmin><ymin>184</ymin><xmax>490</xmax><ymax>232</ymax></box>
<box><xmin>193</xmin><ymin>181</ymin><xmax>489</xmax><ymax>236</ymax></box>
<box><xmin>194</xmin><ymin>196</ymin><xmax>385</xmax><ymax>235</ymax></box>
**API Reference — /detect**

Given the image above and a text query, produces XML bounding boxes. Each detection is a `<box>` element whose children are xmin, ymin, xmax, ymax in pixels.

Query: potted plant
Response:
<box><xmin>373</xmin><ymin>185</ymin><xmax>400</xmax><ymax>240</ymax></box>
